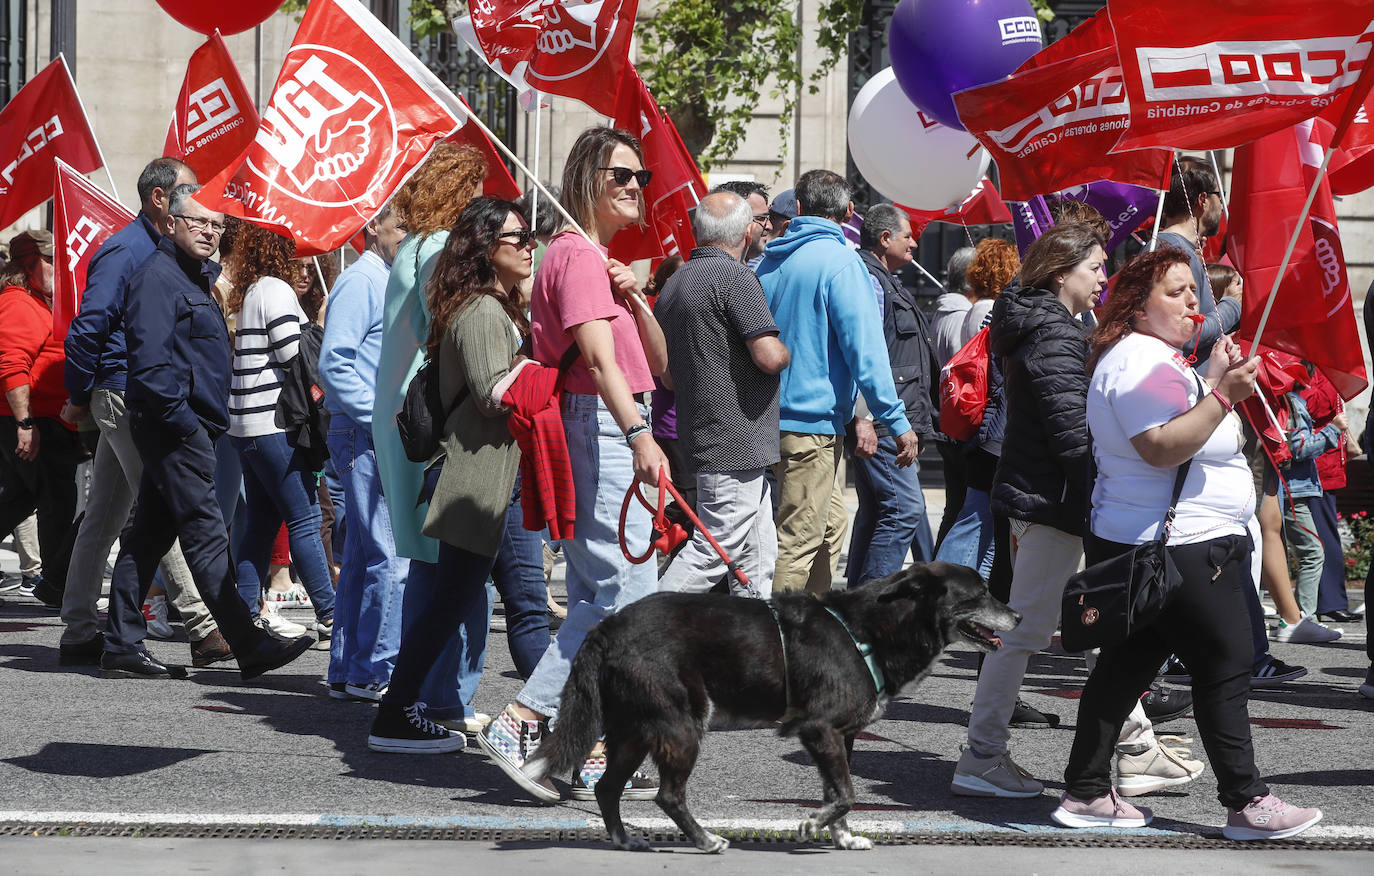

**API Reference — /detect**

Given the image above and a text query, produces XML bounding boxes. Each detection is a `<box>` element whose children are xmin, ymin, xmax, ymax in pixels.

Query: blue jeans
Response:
<box><xmin>934</xmin><ymin>487</ymin><xmax>995</xmax><ymax>579</ymax></box>
<box><xmin>517</xmin><ymin>392</ymin><xmax>657</xmax><ymax>718</ymax></box>
<box><xmin>229</xmin><ymin>431</ymin><xmax>335</xmax><ymax>623</ymax></box>
<box><xmin>845</xmin><ymin>434</ymin><xmax>933</xmax><ymax>586</ymax></box>
<box><xmin>326</xmin><ymin>418</ymin><xmax>409</xmax><ymax>686</ymax></box>
<box><xmin>323</xmin><ymin>456</ymin><xmax>347</xmax><ymax>565</ymax></box>
<box><xmin>492</xmin><ymin>473</ymin><xmax>552</xmax><ymax>678</ymax></box>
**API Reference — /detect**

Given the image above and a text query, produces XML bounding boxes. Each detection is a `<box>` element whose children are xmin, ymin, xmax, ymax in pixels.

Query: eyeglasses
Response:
<box><xmin>173</xmin><ymin>214</ymin><xmax>225</xmax><ymax>234</ymax></box>
<box><xmin>599</xmin><ymin>166</ymin><xmax>652</xmax><ymax>187</ymax></box>
<box><xmin>752</xmin><ymin>213</ymin><xmax>772</xmax><ymax>227</ymax></box>
<box><xmin>497</xmin><ymin>229</ymin><xmax>536</xmax><ymax>249</ymax></box>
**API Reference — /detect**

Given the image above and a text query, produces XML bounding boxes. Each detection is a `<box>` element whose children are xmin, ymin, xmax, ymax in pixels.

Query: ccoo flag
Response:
<box><xmin>51</xmin><ymin>159</ymin><xmax>135</xmax><ymax>340</ymax></box>
<box><xmin>163</xmin><ymin>31</ymin><xmax>260</xmax><ymax>182</ymax></box>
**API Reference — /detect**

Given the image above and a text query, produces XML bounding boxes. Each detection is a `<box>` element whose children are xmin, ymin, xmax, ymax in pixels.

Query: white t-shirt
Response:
<box><xmin>228</xmin><ymin>276</ymin><xmax>304</xmax><ymax>438</ymax></box>
<box><xmin>1087</xmin><ymin>332</ymin><xmax>1253</xmax><ymax>546</ymax></box>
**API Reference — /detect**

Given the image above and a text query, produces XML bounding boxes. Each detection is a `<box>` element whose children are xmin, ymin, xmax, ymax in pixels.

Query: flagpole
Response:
<box><xmin>1209</xmin><ymin>151</ymin><xmax>1229</xmax><ymax>219</ymax></box>
<box><xmin>911</xmin><ymin>259</ymin><xmax>947</xmax><ymax>294</ymax></box>
<box><xmin>1248</xmin><ymin>143</ymin><xmax>1337</xmax><ymax>355</ymax></box>
<box><xmin>1147</xmin><ymin>187</ymin><xmax>1166</xmax><ymax>252</ymax></box>
<box><xmin>311</xmin><ymin>256</ymin><xmax>328</xmax><ymax>295</ymax></box>
<box><xmin>457</xmin><ymin>103</ymin><xmax>594</xmax><ymax>246</ymax></box>
<box><xmin>530</xmin><ymin>90</ymin><xmax>542</xmax><ymax>232</ymax></box>
<box><xmin>58</xmin><ymin>53</ymin><xmax>120</xmax><ymax>202</ymax></box>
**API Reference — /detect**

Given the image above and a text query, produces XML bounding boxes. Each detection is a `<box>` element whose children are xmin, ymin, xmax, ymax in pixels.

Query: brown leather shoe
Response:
<box><xmin>191</xmin><ymin>630</ymin><xmax>235</xmax><ymax>667</ymax></box>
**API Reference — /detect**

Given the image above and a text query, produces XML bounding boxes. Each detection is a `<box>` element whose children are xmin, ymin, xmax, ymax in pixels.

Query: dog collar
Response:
<box><xmin>823</xmin><ymin>606</ymin><xmax>886</xmax><ymax>697</ymax></box>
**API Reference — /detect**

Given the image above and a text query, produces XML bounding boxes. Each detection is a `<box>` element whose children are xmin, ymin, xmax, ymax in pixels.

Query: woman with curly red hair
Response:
<box><xmin>959</xmin><ymin>238</ymin><xmax>1020</xmax><ymax>344</ymax></box>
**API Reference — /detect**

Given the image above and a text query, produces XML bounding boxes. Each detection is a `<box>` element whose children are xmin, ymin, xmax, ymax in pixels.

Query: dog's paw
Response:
<box><xmin>699</xmin><ymin>832</ymin><xmax>730</xmax><ymax>854</ymax></box>
<box><xmin>832</xmin><ymin>831</ymin><xmax>872</xmax><ymax>851</ymax></box>
<box><xmin>615</xmin><ymin>834</ymin><xmax>650</xmax><ymax>852</ymax></box>
<box><xmin>797</xmin><ymin>817</ymin><xmax>823</xmax><ymax>842</ymax></box>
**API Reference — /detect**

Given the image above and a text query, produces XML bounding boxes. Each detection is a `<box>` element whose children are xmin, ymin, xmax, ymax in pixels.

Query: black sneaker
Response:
<box><xmin>59</xmin><ymin>633</ymin><xmax>105</xmax><ymax>666</ymax></box>
<box><xmin>1141</xmin><ymin>683</ymin><xmax>1192</xmax><ymax>724</ymax></box>
<box><xmin>1251</xmin><ymin>656</ymin><xmax>1307</xmax><ymax>688</ymax></box>
<box><xmin>368</xmin><ymin>701</ymin><xmax>465</xmax><ymax>753</ymax></box>
<box><xmin>1359</xmin><ymin>665</ymin><xmax>1374</xmax><ymax>700</ymax></box>
<box><xmin>1009</xmin><ymin>699</ymin><xmax>1060</xmax><ymax>729</ymax></box>
<box><xmin>30</xmin><ymin>576</ymin><xmax>63</xmax><ymax>611</ymax></box>
<box><xmin>1158</xmin><ymin>656</ymin><xmax>1191</xmax><ymax>685</ymax></box>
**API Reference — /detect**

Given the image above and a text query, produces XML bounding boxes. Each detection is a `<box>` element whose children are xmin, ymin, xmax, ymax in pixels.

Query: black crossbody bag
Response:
<box><xmin>1060</xmin><ymin>456</ymin><xmax>1193</xmax><ymax>654</ymax></box>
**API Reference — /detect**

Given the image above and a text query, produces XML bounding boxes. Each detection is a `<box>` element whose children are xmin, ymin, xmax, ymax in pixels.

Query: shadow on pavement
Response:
<box><xmin>3</xmin><ymin>742</ymin><xmax>213</xmax><ymax>777</ymax></box>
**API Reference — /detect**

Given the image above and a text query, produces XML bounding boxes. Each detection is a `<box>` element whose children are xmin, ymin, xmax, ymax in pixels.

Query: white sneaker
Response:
<box><xmin>258</xmin><ymin>602</ymin><xmax>308</xmax><ymax>639</ymax></box>
<box><xmin>344</xmin><ymin>681</ymin><xmax>388</xmax><ymax>702</ymax></box>
<box><xmin>142</xmin><ymin>595</ymin><xmax>174</xmax><ymax>640</ymax></box>
<box><xmin>1270</xmin><ymin>615</ymin><xmax>1342</xmax><ymax>644</ymax></box>
<box><xmin>437</xmin><ymin>712</ymin><xmax>492</xmax><ymax>735</ymax></box>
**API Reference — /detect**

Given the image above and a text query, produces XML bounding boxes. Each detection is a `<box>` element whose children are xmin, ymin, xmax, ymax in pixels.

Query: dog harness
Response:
<box><xmin>822</xmin><ymin>606</ymin><xmax>887</xmax><ymax>698</ymax></box>
<box><xmin>765</xmin><ymin>601</ymin><xmax>886</xmax><ymax>721</ymax></box>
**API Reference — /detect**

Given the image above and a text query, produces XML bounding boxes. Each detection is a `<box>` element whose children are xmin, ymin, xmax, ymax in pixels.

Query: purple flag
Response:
<box><xmin>1009</xmin><ymin>180</ymin><xmax>1158</xmax><ymax>257</ymax></box>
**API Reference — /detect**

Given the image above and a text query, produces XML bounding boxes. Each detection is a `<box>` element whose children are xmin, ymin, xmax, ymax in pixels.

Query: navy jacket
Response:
<box><xmin>858</xmin><ymin>249</ymin><xmax>940</xmax><ymax>440</ymax></box>
<box><xmin>124</xmin><ymin>236</ymin><xmax>230</xmax><ymax>441</ymax></box>
<box><xmin>64</xmin><ymin>212</ymin><xmax>162</xmax><ymax>404</ymax></box>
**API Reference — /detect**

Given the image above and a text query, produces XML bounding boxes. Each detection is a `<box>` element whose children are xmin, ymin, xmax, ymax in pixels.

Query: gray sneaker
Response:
<box><xmin>951</xmin><ymin>746</ymin><xmax>1044</xmax><ymax>798</ymax></box>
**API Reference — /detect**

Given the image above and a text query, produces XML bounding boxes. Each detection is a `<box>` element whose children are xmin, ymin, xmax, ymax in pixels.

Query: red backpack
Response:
<box><xmin>939</xmin><ymin>326</ymin><xmax>991</xmax><ymax>441</ymax></box>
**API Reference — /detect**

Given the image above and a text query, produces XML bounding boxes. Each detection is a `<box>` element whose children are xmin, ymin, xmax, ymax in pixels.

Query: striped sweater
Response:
<box><xmin>228</xmin><ymin>276</ymin><xmax>304</xmax><ymax>438</ymax></box>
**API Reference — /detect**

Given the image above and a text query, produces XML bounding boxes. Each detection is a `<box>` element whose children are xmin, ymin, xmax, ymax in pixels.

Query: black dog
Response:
<box><xmin>524</xmin><ymin>562</ymin><xmax>1020</xmax><ymax>853</ymax></box>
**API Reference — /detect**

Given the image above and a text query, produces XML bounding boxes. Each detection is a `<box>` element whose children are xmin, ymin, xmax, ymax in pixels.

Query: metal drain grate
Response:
<box><xmin>1</xmin><ymin>822</ymin><xmax>1371</xmax><ymax>850</ymax></box>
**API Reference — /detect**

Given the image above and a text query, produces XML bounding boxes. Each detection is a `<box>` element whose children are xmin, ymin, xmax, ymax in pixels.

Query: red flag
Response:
<box><xmin>0</xmin><ymin>57</ymin><xmax>103</xmax><ymax>229</ymax></box>
<box><xmin>199</xmin><ymin>0</ymin><xmax>467</xmax><ymax>257</ymax></box>
<box><xmin>1108</xmin><ymin>0</ymin><xmax>1374</xmax><ymax>152</ymax></box>
<box><xmin>1228</xmin><ymin>119</ymin><xmax>1367</xmax><ymax>399</ymax></box>
<box><xmin>900</xmin><ymin>177</ymin><xmax>1012</xmax><ymax>238</ymax></box>
<box><xmin>464</xmin><ymin>0</ymin><xmax>638</xmax><ymax>116</ymax></box>
<box><xmin>954</xmin><ymin>42</ymin><xmax>1172</xmax><ymax>201</ymax></box>
<box><xmin>163</xmin><ymin>31</ymin><xmax>259</xmax><ymax>182</ymax></box>
<box><xmin>609</xmin><ymin>67</ymin><xmax>707</xmax><ymax>262</ymax></box>
<box><xmin>1327</xmin><ymin>85</ymin><xmax>1374</xmax><ymax>194</ymax></box>
<box><xmin>449</xmin><ymin>98</ymin><xmax>521</xmax><ymax>201</ymax></box>
<box><xmin>51</xmin><ymin>159</ymin><xmax>135</xmax><ymax>340</ymax></box>
<box><xmin>1014</xmin><ymin>8</ymin><xmax>1115</xmax><ymax>74</ymax></box>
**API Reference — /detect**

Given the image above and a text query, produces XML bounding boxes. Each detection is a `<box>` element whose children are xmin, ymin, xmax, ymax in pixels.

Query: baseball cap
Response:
<box><xmin>770</xmin><ymin>189</ymin><xmax>798</xmax><ymax>220</ymax></box>
<box><xmin>9</xmin><ymin>229</ymin><xmax>54</xmax><ymax>262</ymax></box>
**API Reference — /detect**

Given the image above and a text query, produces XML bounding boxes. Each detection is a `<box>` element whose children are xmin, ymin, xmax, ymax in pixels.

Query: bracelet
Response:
<box><xmin>1211</xmin><ymin>388</ymin><xmax>1234</xmax><ymax>413</ymax></box>
<box><xmin>625</xmin><ymin>422</ymin><xmax>652</xmax><ymax>446</ymax></box>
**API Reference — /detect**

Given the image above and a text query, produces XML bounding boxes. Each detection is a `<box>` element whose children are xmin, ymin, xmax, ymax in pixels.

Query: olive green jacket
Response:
<box><xmin>421</xmin><ymin>295</ymin><xmax>521</xmax><ymax>557</ymax></box>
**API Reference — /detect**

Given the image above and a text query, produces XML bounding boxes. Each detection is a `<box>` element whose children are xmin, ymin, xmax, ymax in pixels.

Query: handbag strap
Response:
<box><xmin>1158</xmin><ymin>457</ymin><xmax>1193</xmax><ymax>544</ymax></box>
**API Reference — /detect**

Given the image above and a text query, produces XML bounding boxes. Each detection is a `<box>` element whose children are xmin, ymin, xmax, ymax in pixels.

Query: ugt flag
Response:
<box><xmin>458</xmin><ymin>0</ymin><xmax>639</xmax><ymax>116</ymax></box>
<box><xmin>164</xmin><ymin>31</ymin><xmax>259</xmax><ymax>182</ymax></box>
<box><xmin>1228</xmin><ymin>119</ymin><xmax>1367</xmax><ymax>400</ymax></box>
<box><xmin>0</xmin><ymin>57</ymin><xmax>103</xmax><ymax>229</ymax></box>
<box><xmin>51</xmin><ymin>159</ymin><xmax>135</xmax><ymax>340</ymax></box>
<box><xmin>200</xmin><ymin>0</ymin><xmax>466</xmax><ymax>256</ymax></box>
<box><xmin>1108</xmin><ymin>0</ymin><xmax>1374</xmax><ymax>152</ymax></box>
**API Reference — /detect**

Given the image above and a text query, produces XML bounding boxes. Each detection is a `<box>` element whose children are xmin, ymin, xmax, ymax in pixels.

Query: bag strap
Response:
<box><xmin>1158</xmin><ymin>457</ymin><xmax>1193</xmax><ymax>544</ymax></box>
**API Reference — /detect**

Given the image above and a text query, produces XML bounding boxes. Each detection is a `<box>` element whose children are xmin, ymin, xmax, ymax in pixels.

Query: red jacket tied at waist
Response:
<box><xmin>502</xmin><ymin>361</ymin><xmax>576</xmax><ymax>541</ymax></box>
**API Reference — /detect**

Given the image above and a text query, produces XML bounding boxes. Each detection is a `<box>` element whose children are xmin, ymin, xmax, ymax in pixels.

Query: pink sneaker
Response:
<box><xmin>1222</xmin><ymin>794</ymin><xmax>1322</xmax><ymax>841</ymax></box>
<box><xmin>1051</xmin><ymin>789</ymin><xmax>1153</xmax><ymax>828</ymax></box>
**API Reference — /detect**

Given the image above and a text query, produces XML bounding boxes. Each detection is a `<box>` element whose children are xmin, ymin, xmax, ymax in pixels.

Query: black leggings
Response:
<box><xmin>1064</xmin><ymin>532</ymin><xmax>1268</xmax><ymax>810</ymax></box>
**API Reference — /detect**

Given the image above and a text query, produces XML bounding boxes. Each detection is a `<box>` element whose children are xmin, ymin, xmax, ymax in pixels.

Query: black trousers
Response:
<box><xmin>0</xmin><ymin>416</ymin><xmax>81</xmax><ymax>586</ymax></box>
<box><xmin>104</xmin><ymin>424</ymin><xmax>260</xmax><ymax>656</ymax></box>
<box><xmin>1064</xmin><ymin>531</ymin><xmax>1267</xmax><ymax>810</ymax></box>
<box><xmin>934</xmin><ymin>439</ymin><xmax>968</xmax><ymax>549</ymax></box>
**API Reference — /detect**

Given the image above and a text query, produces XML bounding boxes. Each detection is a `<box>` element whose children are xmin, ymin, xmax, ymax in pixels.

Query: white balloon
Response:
<box><xmin>847</xmin><ymin>67</ymin><xmax>991</xmax><ymax>210</ymax></box>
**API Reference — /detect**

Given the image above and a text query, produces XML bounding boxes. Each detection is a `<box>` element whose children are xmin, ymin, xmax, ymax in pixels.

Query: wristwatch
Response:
<box><xmin>15</xmin><ymin>417</ymin><xmax>34</xmax><ymax>429</ymax></box>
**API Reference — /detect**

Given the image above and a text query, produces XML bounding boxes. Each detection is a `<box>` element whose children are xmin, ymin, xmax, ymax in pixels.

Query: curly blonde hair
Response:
<box><xmin>966</xmin><ymin>238</ymin><xmax>1020</xmax><ymax>301</ymax></box>
<box><xmin>224</xmin><ymin>224</ymin><xmax>297</xmax><ymax>315</ymax></box>
<box><xmin>391</xmin><ymin>142</ymin><xmax>488</xmax><ymax>236</ymax></box>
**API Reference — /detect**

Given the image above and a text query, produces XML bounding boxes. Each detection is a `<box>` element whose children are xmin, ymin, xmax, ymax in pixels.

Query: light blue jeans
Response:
<box><xmin>934</xmin><ymin>487</ymin><xmax>995</xmax><ymax>580</ymax></box>
<box><xmin>326</xmin><ymin>417</ymin><xmax>409</xmax><ymax>687</ymax></box>
<box><xmin>517</xmin><ymin>392</ymin><xmax>656</xmax><ymax>719</ymax></box>
<box><xmin>846</xmin><ymin>434</ymin><xmax>933</xmax><ymax>585</ymax></box>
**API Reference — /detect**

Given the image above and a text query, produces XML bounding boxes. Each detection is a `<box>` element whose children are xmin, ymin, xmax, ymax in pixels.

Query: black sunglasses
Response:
<box><xmin>599</xmin><ymin>166</ymin><xmax>652</xmax><ymax>187</ymax></box>
<box><xmin>497</xmin><ymin>229</ymin><xmax>536</xmax><ymax>248</ymax></box>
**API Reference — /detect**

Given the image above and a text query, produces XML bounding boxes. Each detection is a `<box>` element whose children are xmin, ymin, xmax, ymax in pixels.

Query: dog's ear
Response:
<box><xmin>876</xmin><ymin>563</ymin><xmax>948</xmax><ymax>603</ymax></box>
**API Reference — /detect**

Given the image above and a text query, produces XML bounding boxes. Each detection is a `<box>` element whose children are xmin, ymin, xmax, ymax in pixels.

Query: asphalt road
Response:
<box><xmin>1</xmin><ymin>492</ymin><xmax>1371</xmax><ymax>872</ymax></box>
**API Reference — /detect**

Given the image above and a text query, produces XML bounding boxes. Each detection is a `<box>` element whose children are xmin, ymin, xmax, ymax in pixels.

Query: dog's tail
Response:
<box><xmin>522</xmin><ymin>630</ymin><xmax>607</xmax><ymax>782</ymax></box>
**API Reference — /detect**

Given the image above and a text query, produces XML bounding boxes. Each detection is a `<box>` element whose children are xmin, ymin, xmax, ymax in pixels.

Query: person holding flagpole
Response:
<box><xmin>479</xmin><ymin>126</ymin><xmax>669</xmax><ymax>802</ymax></box>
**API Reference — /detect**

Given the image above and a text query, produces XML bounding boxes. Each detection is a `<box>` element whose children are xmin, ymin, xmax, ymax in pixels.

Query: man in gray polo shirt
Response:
<box><xmin>654</xmin><ymin>191</ymin><xmax>790</xmax><ymax>596</ymax></box>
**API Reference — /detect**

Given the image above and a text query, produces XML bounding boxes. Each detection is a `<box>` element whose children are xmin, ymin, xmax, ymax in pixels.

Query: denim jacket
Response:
<box><xmin>1281</xmin><ymin>392</ymin><xmax>1341</xmax><ymax>500</ymax></box>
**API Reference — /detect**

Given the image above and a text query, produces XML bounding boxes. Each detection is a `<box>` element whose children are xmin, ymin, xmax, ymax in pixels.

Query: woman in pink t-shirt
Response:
<box><xmin>478</xmin><ymin>126</ymin><xmax>669</xmax><ymax>802</ymax></box>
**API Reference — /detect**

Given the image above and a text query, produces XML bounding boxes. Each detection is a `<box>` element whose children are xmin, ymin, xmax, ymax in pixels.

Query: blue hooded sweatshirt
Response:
<box><xmin>757</xmin><ymin>216</ymin><xmax>909</xmax><ymax>436</ymax></box>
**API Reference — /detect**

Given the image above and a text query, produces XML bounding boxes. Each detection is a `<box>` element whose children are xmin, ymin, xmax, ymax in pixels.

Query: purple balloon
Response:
<box><xmin>888</xmin><ymin>0</ymin><xmax>1044</xmax><ymax>131</ymax></box>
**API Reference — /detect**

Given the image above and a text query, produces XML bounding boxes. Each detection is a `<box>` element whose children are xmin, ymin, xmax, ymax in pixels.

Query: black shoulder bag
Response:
<box><xmin>1059</xmin><ymin>458</ymin><xmax>1192</xmax><ymax>654</ymax></box>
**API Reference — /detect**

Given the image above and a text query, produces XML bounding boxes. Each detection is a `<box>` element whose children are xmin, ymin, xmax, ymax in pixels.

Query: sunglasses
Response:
<box><xmin>599</xmin><ymin>166</ymin><xmax>653</xmax><ymax>187</ymax></box>
<box><xmin>497</xmin><ymin>229</ymin><xmax>536</xmax><ymax>248</ymax></box>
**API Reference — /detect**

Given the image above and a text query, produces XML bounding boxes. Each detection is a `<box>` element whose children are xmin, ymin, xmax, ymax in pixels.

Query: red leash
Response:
<box><xmin>618</xmin><ymin>465</ymin><xmax>751</xmax><ymax>592</ymax></box>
